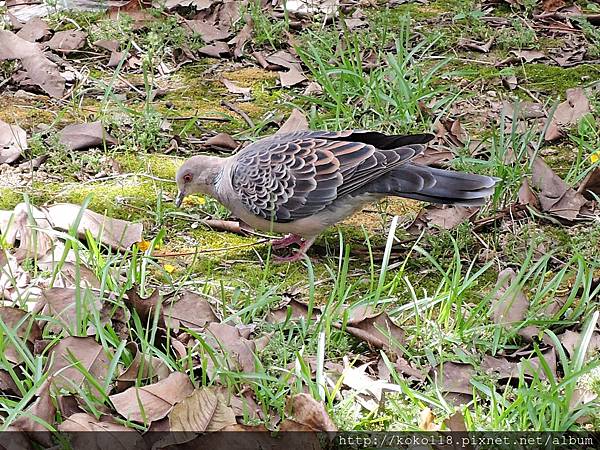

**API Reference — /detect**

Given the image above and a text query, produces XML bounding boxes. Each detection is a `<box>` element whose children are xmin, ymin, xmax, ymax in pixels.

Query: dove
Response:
<box><xmin>175</xmin><ymin>130</ymin><xmax>498</xmax><ymax>263</ymax></box>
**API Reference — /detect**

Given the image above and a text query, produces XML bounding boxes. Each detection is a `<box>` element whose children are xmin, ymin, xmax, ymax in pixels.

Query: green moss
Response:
<box><xmin>0</xmin><ymin>188</ymin><xmax>23</xmax><ymax>210</ymax></box>
<box><xmin>116</xmin><ymin>153</ymin><xmax>181</xmax><ymax>179</ymax></box>
<box><xmin>55</xmin><ymin>178</ymin><xmax>168</xmax><ymax>221</ymax></box>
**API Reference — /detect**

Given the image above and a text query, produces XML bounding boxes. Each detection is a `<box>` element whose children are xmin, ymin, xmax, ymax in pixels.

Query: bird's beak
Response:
<box><xmin>175</xmin><ymin>191</ymin><xmax>185</xmax><ymax>207</ymax></box>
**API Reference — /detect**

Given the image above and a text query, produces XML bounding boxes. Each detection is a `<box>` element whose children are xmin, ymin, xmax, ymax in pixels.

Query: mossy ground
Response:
<box><xmin>1</xmin><ymin>1</ymin><xmax>600</xmax><ymax>432</ymax></box>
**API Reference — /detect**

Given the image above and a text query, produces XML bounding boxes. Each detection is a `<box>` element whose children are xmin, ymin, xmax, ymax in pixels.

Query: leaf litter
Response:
<box><xmin>1</xmin><ymin>0</ymin><xmax>600</xmax><ymax>439</ymax></box>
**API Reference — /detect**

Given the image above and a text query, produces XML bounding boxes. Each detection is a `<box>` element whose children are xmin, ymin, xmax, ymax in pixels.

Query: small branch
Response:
<box><xmin>221</xmin><ymin>100</ymin><xmax>255</xmax><ymax>128</ymax></box>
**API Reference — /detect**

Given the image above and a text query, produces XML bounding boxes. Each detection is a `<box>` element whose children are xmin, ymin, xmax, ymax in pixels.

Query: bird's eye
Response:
<box><xmin>183</xmin><ymin>174</ymin><xmax>193</xmax><ymax>183</ymax></box>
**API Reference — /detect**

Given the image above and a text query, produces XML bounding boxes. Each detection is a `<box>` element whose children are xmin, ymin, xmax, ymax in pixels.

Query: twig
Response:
<box><xmin>221</xmin><ymin>100</ymin><xmax>255</xmax><ymax>128</ymax></box>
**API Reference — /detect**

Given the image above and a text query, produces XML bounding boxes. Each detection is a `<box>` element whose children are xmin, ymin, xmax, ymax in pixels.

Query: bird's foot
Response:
<box><xmin>270</xmin><ymin>233</ymin><xmax>303</xmax><ymax>249</ymax></box>
<box><xmin>272</xmin><ymin>237</ymin><xmax>316</xmax><ymax>264</ymax></box>
<box><xmin>272</xmin><ymin>251</ymin><xmax>308</xmax><ymax>264</ymax></box>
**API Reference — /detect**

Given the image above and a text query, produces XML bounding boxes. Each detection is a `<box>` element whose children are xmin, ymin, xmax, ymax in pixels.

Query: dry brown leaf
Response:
<box><xmin>47</xmin><ymin>30</ymin><xmax>87</xmax><ymax>53</ymax></box>
<box><xmin>205</xmin><ymin>322</ymin><xmax>256</xmax><ymax>373</ymax></box>
<box><xmin>12</xmin><ymin>379</ymin><xmax>55</xmax><ymax>446</ymax></box>
<box><xmin>530</xmin><ymin>157</ymin><xmax>588</xmax><ymax>220</ymax></box>
<box><xmin>287</xmin><ymin>393</ymin><xmax>337</xmax><ymax>431</ymax></box>
<box><xmin>419</xmin><ymin>407</ymin><xmax>440</xmax><ymax>431</ymax></box>
<box><xmin>518</xmin><ymin>178</ymin><xmax>540</xmax><ymax>209</ymax></box>
<box><xmin>45</xmin><ymin>203</ymin><xmax>143</xmax><ymax>250</ymax></box>
<box><xmin>47</xmin><ymin>336</ymin><xmax>111</xmax><ymax>396</ymax></box>
<box><xmin>169</xmin><ymin>387</ymin><xmax>237</xmax><ymax>432</ymax></box>
<box><xmin>184</xmin><ymin>20</ymin><xmax>230</xmax><ymax>43</ymax></box>
<box><xmin>577</xmin><ymin>168</ymin><xmax>600</xmax><ymax>200</ymax></box>
<box><xmin>444</xmin><ymin>411</ymin><xmax>467</xmax><ymax>431</ymax></box>
<box><xmin>39</xmin><ymin>288</ymin><xmax>103</xmax><ymax>335</ymax></box>
<box><xmin>116</xmin><ymin>342</ymin><xmax>170</xmax><ymax>392</ymax></box>
<box><xmin>510</xmin><ymin>49</ymin><xmax>546</xmax><ymax>63</ymax></box>
<box><xmin>0</xmin><ymin>119</ymin><xmax>27</xmax><ymax>164</ymax></box>
<box><xmin>58</xmin><ymin>412</ymin><xmax>146</xmax><ymax>450</ymax></box>
<box><xmin>0</xmin><ymin>306</ymin><xmax>41</xmax><ymax>364</ymax></box>
<box><xmin>433</xmin><ymin>362</ymin><xmax>474</xmax><ymax>396</ymax></box>
<box><xmin>558</xmin><ymin>329</ymin><xmax>600</xmax><ymax>359</ymax></box>
<box><xmin>340</xmin><ymin>362</ymin><xmax>402</xmax><ymax>411</ymax></box>
<box><xmin>58</xmin><ymin>122</ymin><xmax>117</xmax><ymax>151</ymax></box>
<box><xmin>124</xmin><ymin>288</ymin><xmax>164</xmax><ymax>326</ymax></box>
<box><xmin>221</xmin><ymin>78</ymin><xmax>251</xmax><ymax>99</ymax></box>
<box><xmin>266</xmin><ymin>50</ymin><xmax>307</xmax><ymax>87</ymax></box>
<box><xmin>277</xmin><ymin>108</ymin><xmax>309</xmax><ymax>134</ymax></box>
<box><xmin>491</xmin><ymin>268</ymin><xmax>529</xmax><ymax>327</ymax></box>
<box><xmin>458</xmin><ymin>37</ymin><xmax>494</xmax><ymax>53</ymax></box>
<box><xmin>545</xmin><ymin>88</ymin><xmax>590</xmax><ymax>141</ymax></box>
<box><xmin>110</xmin><ymin>372</ymin><xmax>193</xmax><ymax>423</ymax></box>
<box><xmin>0</xmin><ymin>30</ymin><xmax>65</xmax><ymax>98</ymax></box>
<box><xmin>345</xmin><ymin>305</ymin><xmax>405</xmax><ymax>354</ymax></box>
<box><xmin>0</xmin><ymin>370</ymin><xmax>19</xmax><ymax>396</ymax></box>
<box><xmin>205</xmin><ymin>132</ymin><xmax>238</xmax><ymax>150</ymax></box>
<box><xmin>267</xmin><ymin>296</ymin><xmax>319</xmax><ymax>323</ymax></box>
<box><xmin>15</xmin><ymin>17</ymin><xmax>49</xmax><ymax>42</ymax></box>
<box><xmin>228</xmin><ymin>15</ymin><xmax>253</xmax><ymax>58</ymax></box>
<box><xmin>198</xmin><ymin>41</ymin><xmax>230</xmax><ymax>58</ymax></box>
<box><xmin>408</xmin><ymin>205</ymin><xmax>478</xmax><ymax>235</ymax></box>
<box><xmin>163</xmin><ymin>291</ymin><xmax>218</xmax><ymax>333</ymax></box>
<box><xmin>482</xmin><ymin>347</ymin><xmax>557</xmax><ymax>381</ymax></box>
<box><xmin>502</xmin><ymin>74</ymin><xmax>518</xmax><ymax>91</ymax></box>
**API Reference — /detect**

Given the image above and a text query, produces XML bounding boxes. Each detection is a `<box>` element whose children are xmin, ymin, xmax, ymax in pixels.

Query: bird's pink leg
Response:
<box><xmin>270</xmin><ymin>233</ymin><xmax>303</xmax><ymax>249</ymax></box>
<box><xmin>272</xmin><ymin>237</ymin><xmax>317</xmax><ymax>264</ymax></box>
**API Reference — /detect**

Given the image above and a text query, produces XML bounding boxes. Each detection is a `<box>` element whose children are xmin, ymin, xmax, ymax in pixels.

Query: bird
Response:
<box><xmin>175</xmin><ymin>130</ymin><xmax>498</xmax><ymax>263</ymax></box>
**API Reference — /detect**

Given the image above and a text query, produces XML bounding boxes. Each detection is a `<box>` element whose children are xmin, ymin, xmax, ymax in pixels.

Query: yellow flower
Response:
<box><xmin>163</xmin><ymin>264</ymin><xmax>176</xmax><ymax>274</ymax></box>
<box><xmin>591</xmin><ymin>152</ymin><xmax>600</xmax><ymax>164</ymax></box>
<box><xmin>137</xmin><ymin>240</ymin><xmax>151</xmax><ymax>251</ymax></box>
<box><xmin>183</xmin><ymin>195</ymin><xmax>206</xmax><ymax>206</ymax></box>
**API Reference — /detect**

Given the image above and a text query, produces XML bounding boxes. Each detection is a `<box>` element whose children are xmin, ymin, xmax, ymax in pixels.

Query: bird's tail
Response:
<box><xmin>386</xmin><ymin>164</ymin><xmax>499</xmax><ymax>206</ymax></box>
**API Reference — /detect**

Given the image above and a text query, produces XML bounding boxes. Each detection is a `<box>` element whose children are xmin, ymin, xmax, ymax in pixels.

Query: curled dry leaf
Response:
<box><xmin>116</xmin><ymin>342</ymin><xmax>170</xmax><ymax>392</ymax></box>
<box><xmin>0</xmin><ymin>119</ymin><xmax>27</xmax><ymax>164</ymax></box>
<box><xmin>124</xmin><ymin>288</ymin><xmax>164</xmax><ymax>326</ymax></box>
<box><xmin>267</xmin><ymin>296</ymin><xmax>319</xmax><ymax>323</ymax></box>
<box><xmin>491</xmin><ymin>268</ymin><xmax>529</xmax><ymax>327</ymax></box>
<box><xmin>15</xmin><ymin>17</ymin><xmax>50</xmax><ymax>43</ymax></box>
<box><xmin>577</xmin><ymin>167</ymin><xmax>600</xmax><ymax>200</ymax></box>
<box><xmin>344</xmin><ymin>305</ymin><xmax>405</xmax><ymax>354</ymax></box>
<box><xmin>431</xmin><ymin>362</ymin><xmax>474</xmax><ymax>405</ymax></box>
<box><xmin>0</xmin><ymin>30</ymin><xmax>65</xmax><ymax>98</ymax></box>
<box><xmin>205</xmin><ymin>322</ymin><xmax>256</xmax><ymax>373</ymax></box>
<box><xmin>482</xmin><ymin>348</ymin><xmax>557</xmax><ymax>381</ymax></box>
<box><xmin>110</xmin><ymin>372</ymin><xmax>193</xmax><ymax>423</ymax></box>
<box><xmin>266</xmin><ymin>50</ymin><xmax>307</xmax><ymax>87</ymax></box>
<box><xmin>169</xmin><ymin>387</ymin><xmax>237</xmax><ymax>432</ymax></box>
<box><xmin>0</xmin><ymin>306</ymin><xmax>42</xmax><ymax>364</ymax></box>
<box><xmin>228</xmin><ymin>15</ymin><xmax>253</xmax><ymax>58</ymax></box>
<box><xmin>558</xmin><ymin>329</ymin><xmax>600</xmax><ymax>359</ymax></box>
<box><xmin>47</xmin><ymin>336</ymin><xmax>111</xmax><ymax>396</ymax></box>
<box><xmin>287</xmin><ymin>393</ymin><xmax>337</xmax><ymax>431</ymax></box>
<box><xmin>545</xmin><ymin>88</ymin><xmax>590</xmax><ymax>141</ymax></box>
<box><xmin>408</xmin><ymin>205</ymin><xmax>479</xmax><ymax>235</ymax></box>
<box><xmin>340</xmin><ymin>361</ymin><xmax>402</xmax><ymax>411</ymax></box>
<box><xmin>12</xmin><ymin>379</ymin><xmax>55</xmax><ymax>446</ymax></box>
<box><xmin>39</xmin><ymin>287</ymin><xmax>103</xmax><ymax>335</ymax></box>
<box><xmin>44</xmin><ymin>203</ymin><xmax>143</xmax><ymax>250</ymax></box>
<box><xmin>530</xmin><ymin>156</ymin><xmax>588</xmax><ymax>221</ymax></box>
<box><xmin>47</xmin><ymin>30</ymin><xmax>87</xmax><ymax>53</ymax></box>
<box><xmin>205</xmin><ymin>132</ymin><xmax>238</xmax><ymax>150</ymax></box>
<box><xmin>58</xmin><ymin>412</ymin><xmax>146</xmax><ymax>450</ymax></box>
<box><xmin>277</xmin><ymin>108</ymin><xmax>309</xmax><ymax>134</ymax></box>
<box><xmin>221</xmin><ymin>78</ymin><xmax>251</xmax><ymax>100</ymax></box>
<box><xmin>58</xmin><ymin>122</ymin><xmax>117</xmax><ymax>151</ymax></box>
<box><xmin>184</xmin><ymin>20</ymin><xmax>231</xmax><ymax>43</ymax></box>
<box><xmin>163</xmin><ymin>291</ymin><xmax>219</xmax><ymax>333</ymax></box>
<box><xmin>419</xmin><ymin>407</ymin><xmax>440</xmax><ymax>431</ymax></box>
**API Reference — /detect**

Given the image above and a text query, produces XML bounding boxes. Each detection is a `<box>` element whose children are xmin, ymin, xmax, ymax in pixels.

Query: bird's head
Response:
<box><xmin>175</xmin><ymin>155</ymin><xmax>224</xmax><ymax>207</ymax></box>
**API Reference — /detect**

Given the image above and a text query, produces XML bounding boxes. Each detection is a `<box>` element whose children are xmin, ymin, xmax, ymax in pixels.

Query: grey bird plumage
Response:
<box><xmin>176</xmin><ymin>130</ymin><xmax>498</xmax><ymax>262</ymax></box>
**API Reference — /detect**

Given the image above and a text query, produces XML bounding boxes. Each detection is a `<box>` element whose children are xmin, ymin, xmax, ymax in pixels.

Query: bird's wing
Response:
<box><xmin>230</xmin><ymin>131</ymin><xmax>431</xmax><ymax>223</ymax></box>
